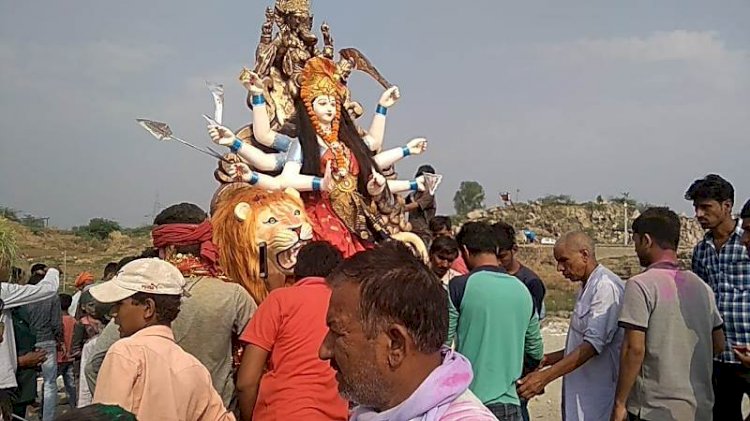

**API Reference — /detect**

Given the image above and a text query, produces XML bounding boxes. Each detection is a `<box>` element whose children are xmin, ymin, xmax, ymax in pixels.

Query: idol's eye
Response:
<box><xmin>264</xmin><ymin>217</ymin><xmax>278</xmax><ymax>224</ymax></box>
<box><xmin>294</xmin><ymin>210</ymin><xmax>301</xmax><ymax>216</ymax></box>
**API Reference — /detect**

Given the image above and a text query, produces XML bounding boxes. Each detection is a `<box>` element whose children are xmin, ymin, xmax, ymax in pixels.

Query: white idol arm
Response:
<box><xmin>366</xmin><ymin>86</ymin><xmax>400</xmax><ymax>152</ymax></box>
<box><xmin>373</xmin><ymin>138</ymin><xmax>427</xmax><ymax>169</ymax></box>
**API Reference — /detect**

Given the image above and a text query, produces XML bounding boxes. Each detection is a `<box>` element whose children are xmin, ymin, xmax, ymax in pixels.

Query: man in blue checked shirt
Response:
<box><xmin>685</xmin><ymin>175</ymin><xmax>750</xmax><ymax>421</ymax></box>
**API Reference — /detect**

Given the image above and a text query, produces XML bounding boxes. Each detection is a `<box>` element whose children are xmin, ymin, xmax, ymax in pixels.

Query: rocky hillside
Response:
<box><xmin>464</xmin><ymin>202</ymin><xmax>704</xmax><ymax>248</ymax></box>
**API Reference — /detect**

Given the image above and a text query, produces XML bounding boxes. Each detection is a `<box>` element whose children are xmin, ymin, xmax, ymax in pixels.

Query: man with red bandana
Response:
<box><xmin>84</xmin><ymin>203</ymin><xmax>257</xmax><ymax>412</ymax></box>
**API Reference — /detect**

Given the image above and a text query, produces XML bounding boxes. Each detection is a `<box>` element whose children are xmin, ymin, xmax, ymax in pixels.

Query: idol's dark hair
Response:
<box><xmin>327</xmin><ymin>242</ymin><xmax>447</xmax><ymax>353</ymax></box>
<box><xmin>295</xmin><ymin>99</ymin><xmax>379</xmax><ymax>196</ymax></box>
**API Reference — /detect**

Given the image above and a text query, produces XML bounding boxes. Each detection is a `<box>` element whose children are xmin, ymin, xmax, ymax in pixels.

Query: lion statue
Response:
<box><xmin>211</xmin><ymin>183</ymin><xmax>313</xmax><ymax>303</ymax></box>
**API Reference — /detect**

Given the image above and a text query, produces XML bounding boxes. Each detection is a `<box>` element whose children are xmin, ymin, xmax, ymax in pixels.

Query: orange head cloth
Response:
<box><xmin>75</xmin><ymin>272</ymin><xmax>95</xmax><ymax>289</ymax></box>
<box><xmin>150</xmin><ymin>220</ymin><xmax>220</xmax><ymax>276</ymax></box>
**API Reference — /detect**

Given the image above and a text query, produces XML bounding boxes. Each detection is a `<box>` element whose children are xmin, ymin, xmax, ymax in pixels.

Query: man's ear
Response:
<box><xmin>385</xmin><ymin>324</ymin><xmax>410</xmax><ymax>369</ymax></box>
<box><xmin>143</xmin><ymin>297</ymin><xmax>156</xmax><ymax>320</ymax></box>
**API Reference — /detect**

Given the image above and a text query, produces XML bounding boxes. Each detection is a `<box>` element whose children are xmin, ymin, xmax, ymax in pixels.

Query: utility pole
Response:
<box><xmin>63</xmin><ymin>251</ymin><xmax>67</xmax><ymax>293</ymax></box>
<box><xmin>623</xmin><ymin>202</ymin><xmax>628</xmax><ymax>245</ymax></box>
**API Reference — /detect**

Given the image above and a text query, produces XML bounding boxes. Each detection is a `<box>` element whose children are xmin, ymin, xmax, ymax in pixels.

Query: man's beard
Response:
<box><xmin>337</xmin><ymin>358</ymin><xmax>390</xmax><ymax>410</ymax></box>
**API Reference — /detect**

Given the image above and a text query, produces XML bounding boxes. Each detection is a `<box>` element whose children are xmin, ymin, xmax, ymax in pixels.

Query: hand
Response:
<box><xmin>405</xmin><ymin>138</ymin><xmax>427</xmax><ymax>156</ymax></box>
<box><xmin>610</xmin><ymin>402</ymin><xmax>628</xmax><ymax>421</ymax></box>
<box><xmin>208</xmin><ymin>125</ymin><xmax>236</xmax><ymax>147</ymax></box>
<box><xmin>516</xmin><ymin>370</ymin><xmax>548</xmax><ymax>400</ymax></box>
<box><xmin>415</xmin><ymin>175</ymin><xmax>426</xmax><ymax>192</ymax></box>
<box><xmin>733</xmin><ymin>347</ymin><xmax>750</xmax><ymax>367</ymax></box>
<box><xmin>321</xmin><ymin>161</ymin><xmax>334</xmax><ymax>192</ymax></box>
<box><xmin>226</xmin><ymin>162</ymin><xmax>252</xmax><ymax>183</ymax></box>
<box><xmin>239</xmin><ymin>68</ymin><xmax>264</xmax><ymax>95</ymax></box>
<box><xmin>367</xmin><ymin>172</ymin><xmax>386</xmax><ymax>196</ymax></box>
<box><xmin>18</xmin><ymin>350</ymin><xmax>47</xmax><ymax>368</ymax></box>
<box><xmin>378</xmin><ymin>86</ymin><xmax>400</xmax><ymax>108</ymax></box>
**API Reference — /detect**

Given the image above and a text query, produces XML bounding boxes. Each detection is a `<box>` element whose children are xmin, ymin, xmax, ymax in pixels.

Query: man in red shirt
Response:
<box><xmin>236</xmin><ymin>242</ymin><xmax>348</xmax><ymax>421</ymax></box>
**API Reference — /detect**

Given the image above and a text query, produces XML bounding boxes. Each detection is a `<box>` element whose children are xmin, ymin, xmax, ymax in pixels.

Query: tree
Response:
<box><xmin>538</xmin><ymin>194</ymin><xmax>576</xmax><ymax>205</ymax></box>
<box><xmin>453</xmin><ymin>181</ymin><xmax>485</xmax><ymax>216</ymax></box>
<box><xmin>74</xmin><ymin>218</ymin><xmax>122</xmax><ymax>240</ymax></box>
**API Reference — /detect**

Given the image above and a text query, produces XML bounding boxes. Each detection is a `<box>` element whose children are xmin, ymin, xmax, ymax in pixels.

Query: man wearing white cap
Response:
<box><xmin>90</xmin><ymin>258</ymin><xmax>235</xmax><ymax>421</ymax></box>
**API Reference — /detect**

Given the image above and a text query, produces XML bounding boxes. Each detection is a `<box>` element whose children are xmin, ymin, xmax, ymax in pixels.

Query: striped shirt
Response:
<box><xmin>692</xmin><ymin>220</ymin><xmax>750</xmax><ymax>363</ymax></box>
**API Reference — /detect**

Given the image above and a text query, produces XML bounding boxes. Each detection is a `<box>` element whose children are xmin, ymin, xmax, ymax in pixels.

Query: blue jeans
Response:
<box><xmin>486</xmin><ymin>403</ymin><xmax>523</xmax><ymax>421</ymax></box>
<box><xmin>38</xmin><ymin>340</ymin><xmax>58</xmax><ymax>421</ymax></box>
<box><xmin>521</xmin><ymin>399</ymin><xmax>530</xmax><ymax>421</ymax></box>
<box><xmin>58</xmin><ymin>362</ymin><xmax>77</xmax><ymax>408</ymax></box>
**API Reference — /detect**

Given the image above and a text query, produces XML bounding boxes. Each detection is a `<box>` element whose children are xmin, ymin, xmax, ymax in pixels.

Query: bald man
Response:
<box><xmin>517</xmin><ymin>231</ymin><xmax>624</xmax><ymax>421</ymax></box>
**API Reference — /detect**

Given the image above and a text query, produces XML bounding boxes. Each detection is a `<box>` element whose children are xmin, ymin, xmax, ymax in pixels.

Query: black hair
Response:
<box><xmin>295</xmin><ymin>99</ymin><xmax>379</xmax><ymax>196</ymax></box>
<box><xmin>742</xmin><ymin>199</ymin><xmax>750</xmax><ymax>219</ymax></box>
<box><xmin>153</xmin><ymin>203</ymin><xmax>207</xmax><ymax>225</ymax></box>
<box><xmin>492</xmin><ymin>221</ymin><xmax>517</xmax><ymax>252</ymax></box>
<box><xmin>294</xmin><ymin>241</ymin><xmax>343</xmax><ymax>279</ymax></box>
<box><xmin>59</xmin><ymin>293</ymin><xmax>73</xmax><ymax>311</ymax></box>
<box><xmin>130</xmin><ymin>292</ymin><xmax>181</xmax><ymax>325</ymax></box>
<box><xmin>153</xmin><ymin>203</ymin><xmax>208</xmax><ymax>256</ymax></box>
<box><xmin>115</xmin><ymin>256</ymin><xmax>140</xmax><ymax>272</ymax></box>
<box><xmin>456</xmin><ymin>222</ymin><xmax>498</xmax><ymax>255</ymax></box>
<box><xmin>30</xmin><ymin>263</ymin><xmax>47</xmax><ymax>274</ymax></box>
<box><xmin>429</xmin><ymin>236</ymin><xmax>459</xmax><ymax>258</ymax></box>
<box><xmin>429</xmin><ymin>216</ymin><xmax>452</xmax><ymax>234</ymax></box>
<box><xmin>28</xmin><ymin>263</ymin><xmax>48</xmax><ymax>285</ymax></box>
<box><xmin>632</xmin><ymin>207</ymin><xmax>681</xmax><ymax>251</ymax></box>
<box><xmin>103</xmin><ymin>262</ymin><xmax>118</xmax><ymax>278</ymax></box>
<box><xmin>57</xmin><ymin>404</ymin><xmax>137</xmax><ymax>421</ymax></box>
<box><xmin>327</xmin><ymin>242</ymin><xmax>447</xmax><ymax>353</ymax></box>
<box><xmin>415</xmin><ymin>164</ymin><xmax>435</xmax><ymax>177</ymax></box>
<box><xmin>685</xmin><ymin>174</ymin><xmax>734</xmax><ymax>205</ymax></box>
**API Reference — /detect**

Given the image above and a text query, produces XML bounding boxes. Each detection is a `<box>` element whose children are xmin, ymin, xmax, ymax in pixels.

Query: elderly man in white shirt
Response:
<box><xmin>517</xmin><ymin>231</ymin><xmax>624</xmax><ymax>421</ymax></box>
<box><xmin>0</xmin><ymin>267</ymin><xmax>60</xmax><ymax>417</ymax></box>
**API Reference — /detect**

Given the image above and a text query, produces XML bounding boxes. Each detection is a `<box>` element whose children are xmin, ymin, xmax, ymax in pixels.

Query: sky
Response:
<box><xmin>0</xmin><ymin>0</ymin><xmax>748</xmax><ymax>228</ymax></box>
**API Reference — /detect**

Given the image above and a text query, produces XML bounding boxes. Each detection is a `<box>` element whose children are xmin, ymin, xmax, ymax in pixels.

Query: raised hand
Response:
<box><xmin>226</xmin><ymin>162</ymin><xmax>252</xmax><ymax>183</ymax></box>
<box><xmin>378</xmin><ymin>86</ymin><xmax>400</xmax><ymax>108</ymax></box>
<box><xmin>208</xmin><ymin>125</ymin><xmax>236</xmax><ymax>147</ymax></box>
<box><xmin>367</xmin><ymin>171</ymin><xmax>386</xmax><ymax>196</ymax></box>
<box><xmin>239</xmin><ymin>68</ymin><xmax>264</xmax><ymax>95</ymax></box>
<box><xmin>415</xmin><ymin>175</ymin><xmax>426</xmax><ymax>192</ymax></box>
<box><xmin>406</xmin><ymin>138</ymin><xmax>427</xmax><ymax>156</ymax></box>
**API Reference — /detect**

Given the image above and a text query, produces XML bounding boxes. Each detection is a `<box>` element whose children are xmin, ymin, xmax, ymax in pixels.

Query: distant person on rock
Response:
<box><xmin>91</xmin><ymin>259</ymin><xmax>235</xmax><ymax>421</ymax></box>
<box><xmin>236</xmin><ymin>242</ymin><xmax>348</xmax><ymax>421</ymax></box>
<box><xmin>685</xmin><ymin>174</ymin><xmax>750</xmax><ymax>421</ymax></box>
<box><xmin>430</xmin><ymin>216</ymin><xmax>469</xmax><ymax>275</ymax></box>
<box><xmin>449</xmin><ymin>222</ymin><xmax>543</xmax><ymax>420</ymax></box>
<box><xmin>611</xmin><ymin>208</ymin><xmax>724</xmax><ymax>421</ymax></box>
<box><xmin>429</xmin><ymin>236</ymin><xmax>462</xmax><ymax>286</ymax></box>
<box><xmin>518</xmin><ymin>231</ymin><xmax>624</xmax><ymax>421</ymax></box>
<box><xmin>320</xmin><ymin>243</ymin><xmax>497</xmax><ymax>420</ymax></box>
<box><xmin>85</xmin><ymin>203</ymin><xmax>257</xmax><ymax>410</ymax></box>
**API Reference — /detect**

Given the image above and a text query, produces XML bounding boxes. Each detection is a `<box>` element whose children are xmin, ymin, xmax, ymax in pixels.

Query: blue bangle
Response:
<box><xmin>251</xmin><ymin>95</ymin><xmax>266</xmax><ymax>106</ymax></box>
<box><xmin>230</xmin><ymin>138</ymin><xmax>243</xmax><ymax>153</ymax></box>
<box><xmin>248</xmin><ymin>172</ymin><xmax>259</xmax><ymax>185</ymax></box>
<box><xmin>409</xmin><ymin>180</ymin><xmax>418</xmax><ymax>191</ymax></box>
<box><xmin>312</xmin><ymin>177</ymin><xmax>322</xmax><ymax>192</ymax></box>
<box><xmin>401</xmin><ymin>146</ymin><xmax>410</xmax><ymax>157</ymax></box>
<box><xmin>376</xmin><ymin>104</ymin><xmax>388</xmax><ymax>116</ymax></box>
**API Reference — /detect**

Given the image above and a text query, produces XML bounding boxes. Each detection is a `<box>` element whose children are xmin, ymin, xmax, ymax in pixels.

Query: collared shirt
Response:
<box><xmin>692</xmin><ymin>220</ymin><xmax>750</xmax><ymax>363</ymax></box>
<box><xmin>94</xmin><ymin>325</ymin><xmax>235</xmax><ymax>421</ymax></box>
<box><xmin>562</xmin><ymin>265</ymin><xmax>624</xmax><ymax>421</ymax></box>
<box><xmin>86</xmin><ymin>276</ymin><xmax>256</xmax><ymax>405</ymax></box>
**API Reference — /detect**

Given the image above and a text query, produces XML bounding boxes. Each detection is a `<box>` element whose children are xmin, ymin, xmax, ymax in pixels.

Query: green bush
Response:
<box><xmin>74</xmin><ymin>218</ymin><xmax>122</xmax><ymax>240</ymax></box>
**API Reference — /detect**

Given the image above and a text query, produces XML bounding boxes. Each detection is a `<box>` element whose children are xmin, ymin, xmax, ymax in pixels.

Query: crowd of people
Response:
<box><xmin>0</xmin><ymin>173</ymin><xmax>748</xmax><ymax>421</ymax></box>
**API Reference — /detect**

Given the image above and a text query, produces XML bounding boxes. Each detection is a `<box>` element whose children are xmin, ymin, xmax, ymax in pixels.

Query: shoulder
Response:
<box><xmin>596</xmin><ymin>266</ymin><xmax>625</xmax><ymax>290</ymax></box>
<box><xmin>440</xmin><ymin>389</ymin><xmax>497</xmax><ymax>420</ymax></box>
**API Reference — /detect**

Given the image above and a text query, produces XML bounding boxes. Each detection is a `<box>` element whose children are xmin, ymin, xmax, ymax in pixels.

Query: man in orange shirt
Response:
<box><xmin>90</xmin><ymin>258</ymin><xmax>234</xmax><ymax>421</ymax></box>
<box><xmin>236</xmin><ymin>242</ymin><xmax>348</xmax><ymax>421</ymax></box>
<box><xmin>57</xmin><ymin>293</ymin><xmax>77</xmax><ymax>408</ymax></box>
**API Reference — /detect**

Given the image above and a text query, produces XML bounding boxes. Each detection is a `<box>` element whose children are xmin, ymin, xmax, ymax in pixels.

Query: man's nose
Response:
<box><xmin>319</xmin><ymin>332</ymin><xmax>333</xmax><ymax>360</ymax></box>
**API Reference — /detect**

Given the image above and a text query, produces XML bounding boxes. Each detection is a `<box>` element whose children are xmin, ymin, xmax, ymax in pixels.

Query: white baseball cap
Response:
<box><xmin>89</xmin><ymin>258</ymin><xmax>187</xmax><ymax>304</ymax></box>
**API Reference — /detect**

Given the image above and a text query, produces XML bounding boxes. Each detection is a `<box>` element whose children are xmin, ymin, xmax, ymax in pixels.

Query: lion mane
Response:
<box><xmin>211</xmin><ymin>183</ymin><xmax>309</xmax><ymax>304</ymax></box>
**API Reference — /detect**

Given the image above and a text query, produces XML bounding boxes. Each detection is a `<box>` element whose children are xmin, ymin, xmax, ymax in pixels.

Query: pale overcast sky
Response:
<box><xmin>1</xmin><ymin>0</ymin><xmax>748</xmax><ymax>228</ymax></box>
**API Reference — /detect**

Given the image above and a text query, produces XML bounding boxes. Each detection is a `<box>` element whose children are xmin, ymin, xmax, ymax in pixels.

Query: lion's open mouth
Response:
<box><xmin>276</xmin><ymin>239</ymin><xmax>310</xmax><ymax>271</ymax></box>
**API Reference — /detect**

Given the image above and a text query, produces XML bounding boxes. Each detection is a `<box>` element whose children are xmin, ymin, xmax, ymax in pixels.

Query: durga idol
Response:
<box><xmin>208</xmin><ymin>57</ymin><xmax>428</xmax><ymax>257</ymax></box>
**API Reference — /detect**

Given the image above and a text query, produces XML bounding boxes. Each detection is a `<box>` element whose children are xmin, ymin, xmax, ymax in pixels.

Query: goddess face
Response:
<box><xmin>312</xmin><ymin>95</ymin><xmax>337</xmax><ymax>125</ymax></box>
